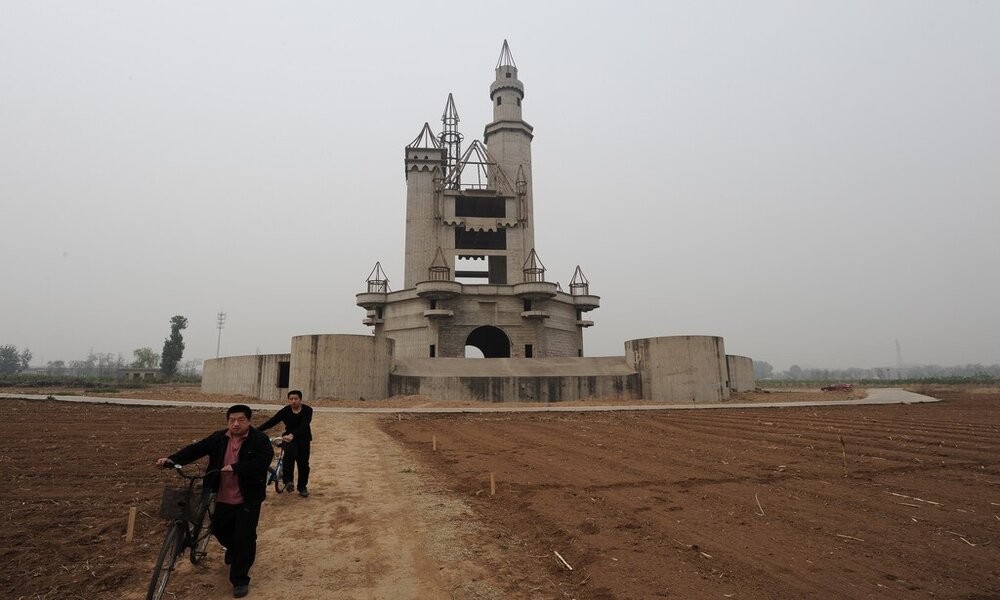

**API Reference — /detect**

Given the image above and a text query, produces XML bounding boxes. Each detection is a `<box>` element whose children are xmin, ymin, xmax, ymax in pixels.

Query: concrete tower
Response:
<box><xmin>358</xmin><ymin>40</ymin><xmax>600</xmax><ymax>359</ymax></box>
<box><xmin>485</xmin><ymin>39</ymin><xmax>535</xmax><ymax>272</ymax></box>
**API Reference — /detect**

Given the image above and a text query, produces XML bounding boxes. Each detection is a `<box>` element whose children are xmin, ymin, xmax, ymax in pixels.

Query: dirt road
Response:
<box><xmin>125</xmin><ymin>414</ymin><xmax>502</xmax><ymax>599</ymax></box>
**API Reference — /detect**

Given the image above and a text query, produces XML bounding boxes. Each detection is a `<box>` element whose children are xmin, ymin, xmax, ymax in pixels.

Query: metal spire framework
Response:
<box><xmin>496</xmin><ymin>39</ymin><xmax>516</xmax><ymax>69</ymax></box>
<box><xmin>569</xmin><ymin>266</ymin><xmax>591</xmax><ymax>295</ymax></box>
<box><xmin>407</xmin><ymin>122</ymin><xmax>440</xmax><ymax>148</ymax></box>
<box><xmin>522</xmin><ymin>248</ymin><xmax>546</xmax><ymax>282</ymax></box>
<box><xmin>366</xmin><ymin>262</ymin><xmax>389</xmax><ymax>293</ymax></box>
<box><xmin>438</xmin><ymin>94</ymin><xmax>464</xmax><ymax>189</ymax></box>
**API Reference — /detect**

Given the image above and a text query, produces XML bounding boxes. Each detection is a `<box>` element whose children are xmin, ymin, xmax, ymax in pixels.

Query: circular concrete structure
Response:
<box><xmin>625</xmin><ymin>335</ymin><xmax>730</xmax><ymax>403</ymax></box>
<box><xmin>290</xmin><ymin>334</ymin><xmax>393</xmax><ymax>401</ymax></box>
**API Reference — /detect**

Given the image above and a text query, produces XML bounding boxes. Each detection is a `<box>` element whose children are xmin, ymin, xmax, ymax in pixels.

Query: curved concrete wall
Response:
<box><xmin>625</xmin><ymin>336</ymin><xmax>730</xmax><ymax>403</ymax></box>
<box><xmin>202</xmin><ymin>354</ymin><xmax>290</xmax><ymax>402</ymax></box>
<box><xmin>290</xmin><ymin>334</ymin><xmax>393</xmax><ymax>401</ymax></box>
<box><xmin>726</xmin><ymin>355</ymin><xmax>755</xmax><ymax>392</ymax></box>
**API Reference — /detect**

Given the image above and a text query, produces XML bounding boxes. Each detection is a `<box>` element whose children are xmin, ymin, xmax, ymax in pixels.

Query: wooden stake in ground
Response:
<box><xmin>125</xmin><ymin>506</ymin><xmax>137</xmax><ymax>543</ymax></box>
<box><xmin>553</xmin><ymin>550</ymin><xmax>574</xmax><ymax>571</ymax></box>
<box><xmin>840</xmin><ymin>435</ymin><xmax>849</xmax><ymax>477</ymax></box>
<box><xmin>432</xmin><ymin>435</ymin><xmax>436</xmax><ymax>451</ymax></box>
<box><xmin>490</xmin><ymin>472</ymin><xmax>496</xmax><ymax>497</ymax></box>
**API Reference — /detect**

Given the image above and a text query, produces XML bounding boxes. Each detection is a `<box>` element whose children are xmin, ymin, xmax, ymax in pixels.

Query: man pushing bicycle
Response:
<box><xmin>155</xmin><ymin>404</ymin><xmax>273</xmax><ymax>598</ymax></box>
<box><xmin>259</xmin><ymin>389</ymin><xmax>313</xmax><ymax>497</ymax></box>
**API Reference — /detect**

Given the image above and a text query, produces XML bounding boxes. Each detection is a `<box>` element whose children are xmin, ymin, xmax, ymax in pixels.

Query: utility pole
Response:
<box><xmin>895</xmin><ymin>339</ymin><xmax>903</xmax><ymax>379</ymax></box>
<box><xmin>216</xmin><ymin>310</ymin><xmax>226</xmax><ymax>358</ymax></box>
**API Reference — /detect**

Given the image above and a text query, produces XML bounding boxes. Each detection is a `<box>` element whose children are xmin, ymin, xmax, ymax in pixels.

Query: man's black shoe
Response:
<box><xmin>284</xmin><ymin>482</ymin><xmax>294</xmax><ymax>492</ymax></box>
<box><xmin>233</xmin><ymin>584</ymin><xmax>249</xmax><ymax>598</ymax></box>
<box><xmin>224</xmin><ymin>549</ymin><xmax>232</xmax><ymax>565</ymax></box>
<box><xmin>299</xmin><ymin>488</ymin><xmax>309</xmax><ymax>498</ymax></box>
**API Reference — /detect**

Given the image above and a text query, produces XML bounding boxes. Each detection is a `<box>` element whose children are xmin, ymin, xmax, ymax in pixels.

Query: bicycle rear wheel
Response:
<box><xmin>189</xmin><ymin>493</ymin><xmax>216</xmax><ymax>565</ymax></box>
<box><xmin>147</xmin><ymin>522</ymin><xmax>184</xmax><ymax>600</ymax></box>
<box><xmin>269</xmin><ymin>466</ymin><xmax>287</xmax><ymax>493</ymax></box>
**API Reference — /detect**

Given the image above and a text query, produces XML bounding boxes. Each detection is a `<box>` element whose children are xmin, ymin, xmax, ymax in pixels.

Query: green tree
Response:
<box><xmin>132</xmin><ymin>347</ymin><xmax>160</xmax><ymax>369</ymax></box>
<box><xmin>160</xmin><ymin>315</ymin><xmax>188</xmax><ymax>377</ymax></box>
<box><xmin>19</xmin><ymin>348</ymin><xmax>32</xmax><ymax>370</ymax></box>
<box><xmin>0</xmin><ymin>345</ymin><xmax>20</xmax><ymax>374</ymax></box>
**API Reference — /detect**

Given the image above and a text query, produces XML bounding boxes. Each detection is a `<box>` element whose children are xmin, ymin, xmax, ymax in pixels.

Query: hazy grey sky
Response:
<box><xmin>2</xmin><ymin>1</ymin><xmax>998</xmax><ymax>371</ymax></box>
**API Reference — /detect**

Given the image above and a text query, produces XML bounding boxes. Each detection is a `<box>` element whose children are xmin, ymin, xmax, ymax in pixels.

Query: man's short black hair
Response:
<box><xmin>227</xmin><ymin>404</ymin><xmax>253</xmax><ymax>420</ymax></box>
<box><xmin>288</xmin><ymin>390</ymin><xmax>303</xmax><ymax>399</ymax></box>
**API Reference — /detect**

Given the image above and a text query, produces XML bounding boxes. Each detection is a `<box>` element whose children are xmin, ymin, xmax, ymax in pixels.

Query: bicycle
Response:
<box><xmin>265</xmin><ymin>437</ymin><xmax>289</xmax><ymax>493</ymax></box>
<box><xmin>147</xmin><ymin>463</ymin><xmax>218</xmax><ymax>600</ymax></box>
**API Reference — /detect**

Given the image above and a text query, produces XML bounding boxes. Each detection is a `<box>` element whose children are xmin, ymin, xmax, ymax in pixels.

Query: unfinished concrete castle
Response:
<box><xmin>203</xmin><ymin>41</ymin><xmax>755</xmax><ymax>403</ymax></box>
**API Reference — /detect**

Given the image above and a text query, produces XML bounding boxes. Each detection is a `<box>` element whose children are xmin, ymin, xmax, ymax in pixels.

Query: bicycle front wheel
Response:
<box><xmin>269</xmin><ymin>467</ymin><xmax>287</xmax><ymax>494</ymax></box>
<box><xmin>190</xmin><ymin>494</ymin><xmax>216</xmax><ymax>565</ymax></box>
<box><xmin>147</xmin><ymin>522</ymin><xmax>184</xmax><ymax>600</ymax></box>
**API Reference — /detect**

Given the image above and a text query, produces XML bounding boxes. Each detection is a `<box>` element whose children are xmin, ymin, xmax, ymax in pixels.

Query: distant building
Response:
<box><xmin>118</xmin><ymin>368</ymin><xmax>162</xmax><ymax>381</ymax></box>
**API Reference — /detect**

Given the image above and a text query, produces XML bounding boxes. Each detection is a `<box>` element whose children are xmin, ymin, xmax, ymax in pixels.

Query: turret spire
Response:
<box><xmin>496</xmin><ymin>39</ymin><xmax>516</xmax><ymax>69</ymax></box>
<box><xmin>439</xmin><ymin>93</ymin><xmax>464</xmax><ymax>190</ymax></box>
<box><xmin>407</xmin><ymin>122</ymin><xmax>439</xmax><ymax>149</ymax></box>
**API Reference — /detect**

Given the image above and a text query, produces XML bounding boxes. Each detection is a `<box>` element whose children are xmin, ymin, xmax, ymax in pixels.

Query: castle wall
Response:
<box><xmin>202</xmin><ymin>354</ymin><xmax>290</xmax><ymax>402</ymax></box>
<box><xmin>379</xmin><ymin>288</ymin><xmax>583</xmax><ymax>358</ymax></box>
<box><xmin>625</xmin><ymin>336</ymin><xmax>730</xmax><ymax>403</ymax></box>
<box><xmin>390</xmin><ymin>357</ymin><xmax>639</xmax><ymax>402</ymax></box>
<box><xmin>289</xmin><ymin>334</ymin><xmax>393</xmax><ymax>400</ymax></box>
<box><xmin>726</xmin><ymin>355</ymin><xmax>756</xmax><ymax>392</ymax></box>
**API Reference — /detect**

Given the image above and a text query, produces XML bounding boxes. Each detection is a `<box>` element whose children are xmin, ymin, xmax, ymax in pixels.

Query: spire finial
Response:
<box><xmin>496</xmin><ymin>39</ymin><xmax>516</xmax><ymax>69</ymax></box>
<box><xmin>442</xmin><ymin>93</ymin><xmax>460</xmax><ymax>124</ymax></box>
<box><xmin>407</xmin><ymin>122</ymin><xmax>440</xmax><ymax>149</ymax></box>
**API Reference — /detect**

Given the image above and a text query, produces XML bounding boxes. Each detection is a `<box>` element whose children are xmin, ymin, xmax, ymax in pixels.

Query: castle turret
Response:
<box><xmin>403</xmin><ymin>122</ymin><xmax>447</xmax><ymax>288</ymax></box>
<box><xmin>484</xmin><ymin>40</ymin><xmax>535</xmax><ymax>278</ymax></box>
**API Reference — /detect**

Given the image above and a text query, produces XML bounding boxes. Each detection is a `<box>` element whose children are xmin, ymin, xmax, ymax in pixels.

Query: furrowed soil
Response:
<box><xmin>2</xmin><ymin>387</ymin><xmax>998</xmax><ymax>599</ymax></box>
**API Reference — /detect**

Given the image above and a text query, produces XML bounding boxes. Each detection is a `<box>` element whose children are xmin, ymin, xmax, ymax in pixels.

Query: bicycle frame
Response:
<box><xmin>147</xmin><ymin>464</ymin><xmax>218</xmax><ymax>600</ymax></box>
<box><xmin>265</xmin><ymin>437</ymin><xmax>288</xmax><ymax>493</ymax></box>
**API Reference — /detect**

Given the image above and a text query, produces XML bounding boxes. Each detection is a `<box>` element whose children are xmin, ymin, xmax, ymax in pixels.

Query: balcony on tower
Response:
<box><xmin>356</xmin><ymin>261</ymin><xmax>389</xmax><ymax>313</ymax></box>
<box><xmin>416</xmin><ymin>248</ymin><xmax>462</xmax><ymax>301</ymax></box>
<box><xmin>570</xmin><ymin>266</ymin><xmax>600</xmax><ymax>313</ymax></box>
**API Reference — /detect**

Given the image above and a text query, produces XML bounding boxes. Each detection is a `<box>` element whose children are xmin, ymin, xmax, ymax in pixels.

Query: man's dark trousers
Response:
<box><xmin>282</xmin><ymin>440</ymin><xmax>310</xmax><ymax>491</ymax></box>
<box><xmin>213</xmin><ymin>501</ymin><xmax>261</xmax><ymax>586</ymax></box>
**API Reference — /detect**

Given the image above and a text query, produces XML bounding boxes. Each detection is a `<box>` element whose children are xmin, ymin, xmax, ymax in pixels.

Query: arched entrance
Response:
<box><xmin>465</xmin><ymin>325</ymin><xmax>511</xmax><ymax>358</ymax></box>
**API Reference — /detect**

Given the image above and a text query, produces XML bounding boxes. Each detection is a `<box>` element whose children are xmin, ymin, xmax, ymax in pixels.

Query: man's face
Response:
<box><xmin>288</xmin><ymin>394</ymin><xmax>302</xmax><ymax>410</ymax></box>
<box><xmin>227</xmin><ymin>412</ymin><xmax>251</xmax><ymax>437</ymax></box>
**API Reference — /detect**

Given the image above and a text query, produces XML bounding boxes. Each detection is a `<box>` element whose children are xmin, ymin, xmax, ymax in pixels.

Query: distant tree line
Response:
<box><xmin>754</xmin><ymin>360</ymin><xmax>1000</xmax><ymax>382</ymax></box>
<box><xmin>2</xmin><ymin>314</ymin><xmax>198</xmax><ymax>380</ymax></box>
<box><xmin>0</xmin><ymin>345</ymin><xmax>32</xmax><ymax>374</ymax></box>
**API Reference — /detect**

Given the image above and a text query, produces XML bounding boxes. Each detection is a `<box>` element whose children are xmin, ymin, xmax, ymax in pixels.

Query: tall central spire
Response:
<box><xmin>439</xmin><ymin>93</ymin><xmax>464</xmax><ymax>190</ymax></box>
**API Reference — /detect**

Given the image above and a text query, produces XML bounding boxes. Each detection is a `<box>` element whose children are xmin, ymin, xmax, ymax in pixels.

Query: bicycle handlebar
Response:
<box><xmin>161</xmin><ymin>461</ymin><xmax>219</xmax><ymax>480</ymax></box>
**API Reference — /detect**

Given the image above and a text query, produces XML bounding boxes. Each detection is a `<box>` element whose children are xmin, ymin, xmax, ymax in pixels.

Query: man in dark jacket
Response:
<box><xmin>156</xmin><ymin>404</ymin><xmax>273</xmax><ymax>598</ymax></box>
<box><xmin>259</xmin><ymin>389</ymin><xmax>313</xmax><ymax>497</ymax></box>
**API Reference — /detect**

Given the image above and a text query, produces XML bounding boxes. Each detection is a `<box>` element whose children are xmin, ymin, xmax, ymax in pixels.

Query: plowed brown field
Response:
<box><xmin>380</xmin><ymin>388</ymin><xmax>1000</xmax><ymax>599</ymax></box>
<box><xmin>2</xmin><ymin>388</ymin><xmax>998</xmax><ymax>599</ymax></box>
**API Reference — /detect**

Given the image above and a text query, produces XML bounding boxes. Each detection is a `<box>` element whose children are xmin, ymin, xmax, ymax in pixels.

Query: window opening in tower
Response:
<box><xmin>455</xmin><ymin>227</ymin><xmax>506</xmax><ymax>250</ymax></box>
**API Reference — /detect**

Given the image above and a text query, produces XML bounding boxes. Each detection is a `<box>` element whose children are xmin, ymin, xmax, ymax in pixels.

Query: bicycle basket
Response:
<box><xmin>158</xmin><ymin>486</ymin><xmax>204</xmax><ymax>521</ymax></box>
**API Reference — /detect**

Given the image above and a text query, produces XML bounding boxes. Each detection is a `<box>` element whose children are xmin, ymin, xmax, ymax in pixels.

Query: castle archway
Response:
<box><xmin>465</xmin><ymin>326</ymin><xmax>511</xmax><ymax>358</ymax></box>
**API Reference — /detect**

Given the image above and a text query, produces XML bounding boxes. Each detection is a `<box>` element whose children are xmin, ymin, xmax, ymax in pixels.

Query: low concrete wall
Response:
<box><xmin>625</xmin><ymin>336</ymin><xmax>730</xmax><ymax>403</ymax></box>
<box><xmin>202</xmin><ymin>354</ymin><xmax>290</xmax><ymax>403</ymax></box>
<box><xmin>290</xmin><ymin>334</ymin><xmax>393</xmax><ymax>401</ymax></box>
<box><xmin>726</xmin><ymin>355</ymin><xmax>755</xmax><ymax>392</ymax></box>
<box><xmin>390</xmin><ymin>357</ymin><xmax>640</xmax><ymax>402</ymax></box>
